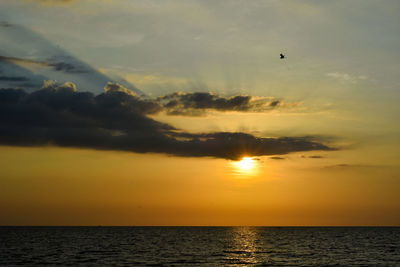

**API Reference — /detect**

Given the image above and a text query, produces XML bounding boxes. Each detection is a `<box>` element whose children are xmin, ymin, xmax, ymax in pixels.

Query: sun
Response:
<box><xmin>231</xmin><ymin>157</ymin><xmax>258</xmax><ymax>176</ymax></box>
<box><xmin>236</xmin><ymin>157</ymin><xmax>254</xmax><ymax>171</ymax></box>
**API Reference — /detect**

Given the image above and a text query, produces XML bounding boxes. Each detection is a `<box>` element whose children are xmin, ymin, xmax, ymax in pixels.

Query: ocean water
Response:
<box><xmin>0</xmin><ymin>227</ymin><xmax>399</xmax><ymax>266</ymax></box>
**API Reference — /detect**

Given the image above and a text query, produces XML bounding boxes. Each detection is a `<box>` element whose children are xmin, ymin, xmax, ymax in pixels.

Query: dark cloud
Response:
<box><xmin>270</xmin><ymin>156</ymin><xmax>285</xmax><ymax>160</ymax></box>
<box><xmin>46</xmin><ymin>55</ymin><xmax>93</xmax><ymax>73</ymax></box>
<box><xmin>309</xmin><ymin>155</ymin><xmax>324</xmax><ymax>159</ymax></box>
<box><xmin>0</xmin><ymin>76</ymin><xmax>29</xmax><ymax>82</ymax></box>
<box><xmin>301</xmin><ymin>154</ymin><xmax>325</xmax><ymax>159</ymax></box>
<box><xmin>156</xmin><ymin>92</ymin><xmax>291</xmax><ymax>116</ymax></box>
<box><xmin>0</xmin><ymin>55</ymin><xmax>89</xmax><ymax>74</ymax></box>
<box><xmin>0</xmin><ymin>21</ymin><xmax>12</xmax><ymax>27</ymax></box>
<box><xmin>0</xmin><ymin>83</ymin><xmax>334</xmax><ymax>160</ymax></box>
<box><xmin>48</xmin><ymin>62</ymin><xmax>89</xmax><ymax>74</ymax></box>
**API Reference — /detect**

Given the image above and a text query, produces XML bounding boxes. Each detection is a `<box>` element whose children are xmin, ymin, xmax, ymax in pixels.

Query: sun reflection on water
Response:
<box><xmin>224</xmin><ymin>227</ymin><xmax>260</xmax><ymax>265</ymax></box>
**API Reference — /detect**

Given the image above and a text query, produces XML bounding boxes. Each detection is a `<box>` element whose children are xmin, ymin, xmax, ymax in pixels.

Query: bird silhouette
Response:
<box><xmin>280</xmin><ymin>53</ymin><xmax>285</xmax><ymax>59</ymax></box>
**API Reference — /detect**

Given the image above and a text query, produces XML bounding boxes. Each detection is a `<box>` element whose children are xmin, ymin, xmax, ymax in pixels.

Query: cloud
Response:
<box><xmin>20</xmin><ymin>0</ymin><xmax>76</xmax><ymax>6</ymax></box>
<box><xmin>309</xmin><ymin>155</ymin><xmax>324</xmax><ymax>159</ymax></box>
<box><xmin>0</xmin><ymin>82</ymin><xmax>334</xmax><ymax>160</ymax></box>
<box><xmin>0</xmin><ymin>21</ymin><xmax>12</xmax><ymax>27</ymax></box>
<box><xmin>104</xmin><ymin>82</ymin><xmax>138</xmax><ymax>96</ymax></box>
<box><xmin>326</xmin><ymin>72</ymin><xmax>367</xmax><ymax>84</ymax></box>
<box><xmin>156</xmin><ymin>92</ymin><xmax>294</xmax><ymax>116</ymax></box>
<box><xmin>41</xmin><ymin>80</ymin><xmax>77</xmax><ymax>91</ymax></box>
<box><xmin>270</xmin><ymin>156</ymin><xmax>285</xmax><ymax>160</ymax></box>
<box><xmin>0</xmin><ymin>55</ymin><xmax>293</xmax><ymax>114</ymax></box>
<box><xmin>0</xmin><ymin>56</ymin><xmax>47</xmax><ymax>67</ymax></box>
<box><xmin>325</xmin><ymin>164</ymin><xmax>352</xmax><ymax>168</ymax></box>
<box><xmin>300</xmin><ymin>154</ymin><xmax>325</xmax><ymax>159</ymax></box>
<box><xmin>0</xmin><ymin>56</ymin><xmax>89</xmax><ymax>74</ymax></box>
<box><xmin>0</xmin><ymin>76</ymin><xmax>29</xmax><ymax>82</ymax></box>
<box><xmin>323</xmin><ymin>164</ymin><xmax>380</xmax><ymax>169</ymax></box>
<box><xmin>48</xmin><ymin>62</ymin><xmax>89</xmax><ymax>74</ymax></box>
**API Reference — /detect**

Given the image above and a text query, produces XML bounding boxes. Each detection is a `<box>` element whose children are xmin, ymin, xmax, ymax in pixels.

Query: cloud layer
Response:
<box><xmin>157</xmin><ymin>92</ymin><xmax>287</xmax><ymax>116</ymax></box>
<box><xmin>0</xmin><ymin>82</ymin><xmax>333</xmax><ymax>160</ymax></box>
<box><xmin>22</xmin><ymin>0</ymin><xmax>75</xmax><ymax>6</ymax></box>
<box><xmin>0</xmin><ymin>55</ymin><xmax>89</xmax><ymax>74</ymax></box>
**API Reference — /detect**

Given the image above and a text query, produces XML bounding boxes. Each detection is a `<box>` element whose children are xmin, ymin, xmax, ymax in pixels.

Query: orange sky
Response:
<box><xmin>1</xmin><ymin>146</ymin><xmax>398</xmax><ymax>226</ymax></box>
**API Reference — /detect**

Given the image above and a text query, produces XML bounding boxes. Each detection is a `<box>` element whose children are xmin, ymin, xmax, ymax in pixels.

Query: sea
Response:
<box><xmin>0</xmin><ymin>227</ymin><xmax>399</xmax><ymax>266</ymax></box>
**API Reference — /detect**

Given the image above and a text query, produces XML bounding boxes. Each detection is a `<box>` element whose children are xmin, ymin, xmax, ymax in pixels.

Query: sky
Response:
<box><xmin>0</xmin><ymin>0</ymin><xmax>399</xmax><ymax>226</ymax></box>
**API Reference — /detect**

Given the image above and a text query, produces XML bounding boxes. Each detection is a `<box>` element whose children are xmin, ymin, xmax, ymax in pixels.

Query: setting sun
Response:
<box><xmin>231</xmin><ymin>157</ymin><xmax>258</xmax><ymax>176</ymax></box>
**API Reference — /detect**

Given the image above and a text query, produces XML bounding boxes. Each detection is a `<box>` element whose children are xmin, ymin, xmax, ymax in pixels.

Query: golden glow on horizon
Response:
<box><xmin>231</xmin><ymin>157</ymin><xmax>258</xmax><ymax>176</ymax></box>
<box><xmin>0</xmin><ymin>146</ymin><xmax>399</xmax><ymax>226</ymax></box>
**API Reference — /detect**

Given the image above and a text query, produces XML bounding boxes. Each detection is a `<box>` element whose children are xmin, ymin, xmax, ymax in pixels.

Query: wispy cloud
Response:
<box><xmin>309</xmin><ymin>155</ymin><xmax>324</xmax><ymax>159</ymax></box>
<box><xmin>326</xmin><ymin>72</ymin><xmax>368</xmax><ymax>84</ymax></box>
<box><xmin>20</xmin><ymin>0</ymin><xmax>76</xmax><ymax>6</ymax></box>
<box><xmin>323</xmin><ymin>164</ymin><xmax>380</xmax><ymax>169</ymax></box>
<box><xmin>0</xmin><ymin>56</ymin><xmax>48</xmax><ymax>67</ymax></box>
<box><xmin>0</xmin><ymin>56</ymin><xmax>89</xmax><ymax>74</ymax></box>
<box><xmin>0</xmin><ymin>82</ymin><xmax>334</xmax><ymax>160</ymax></box>
<box><xmin>270</xmin><ymin>156</ymin><xmax>285</xmax><ymax>160</ymax></box>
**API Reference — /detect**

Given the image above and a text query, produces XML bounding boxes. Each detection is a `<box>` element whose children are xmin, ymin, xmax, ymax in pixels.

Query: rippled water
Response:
<box><xmin>1</xmin><ymin>227</ymin><xmax>399</xmax><ymax>266</ymax></box>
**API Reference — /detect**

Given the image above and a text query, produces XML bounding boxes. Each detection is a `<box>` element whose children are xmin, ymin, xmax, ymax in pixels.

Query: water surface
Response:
<box><xmin>1</xmin><ymin>227</ymin><xmax>399</xmax><ymax>266</ymax></box>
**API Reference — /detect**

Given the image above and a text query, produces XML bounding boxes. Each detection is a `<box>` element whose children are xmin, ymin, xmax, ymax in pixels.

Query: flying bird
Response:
<box><xmin>280</xmin><ymin>53</ymin><xmax>285</xmax><ymax>59</ymax></box>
